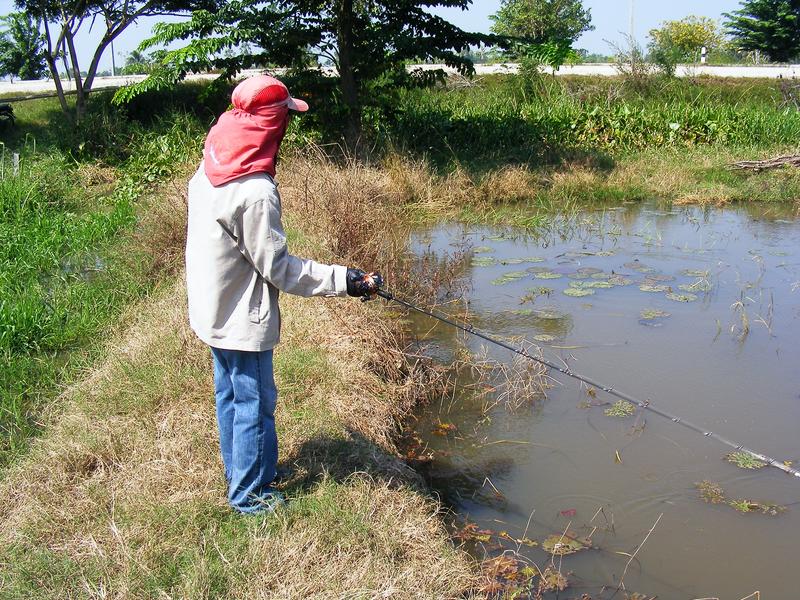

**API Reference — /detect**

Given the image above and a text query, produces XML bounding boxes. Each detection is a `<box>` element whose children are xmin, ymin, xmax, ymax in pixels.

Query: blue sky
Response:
<box><xmin>0</xmin><ymin>0</ymin><xmax>743</xmax><ymax>73</ymax></box>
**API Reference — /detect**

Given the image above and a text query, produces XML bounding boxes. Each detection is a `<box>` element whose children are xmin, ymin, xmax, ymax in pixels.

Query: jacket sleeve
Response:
<box><xmin>235</xmin><ymin>190</ymin><xmax>348</xmax><ymax>298</ymax></box>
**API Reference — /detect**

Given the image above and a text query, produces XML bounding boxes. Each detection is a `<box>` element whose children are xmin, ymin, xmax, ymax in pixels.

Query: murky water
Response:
<box><xmin>407</xmin><ymin>201</ymin><xmax>800</xmax><ymax>599</ymax></box>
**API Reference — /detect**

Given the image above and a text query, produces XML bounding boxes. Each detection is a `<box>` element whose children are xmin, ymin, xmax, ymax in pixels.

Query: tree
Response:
<box><xmin>114</xmin><ymin>1</ymin><xmax>500</xmax><ymax>146</ymax></box>
<box><xmin>490</xmin><ymin>0</ymin><xmax>593</xmax><ymax>45</ymax></box>
<box><xmin>0</xmin><ymin>13</ymin><xmax>47</xmax><ymax>81</ymax></box>
<box><xmin>489</xmin><ymin>0</ymin><xmax>593</xmax><ymax>71</ymax></box>
<box><xmin>16</xmin><ymin>0</ymin><xmax>210</xmax><ymax>120</ymax></box>
<box><xmin>648</xmin><ymin>16</ymin><xmax>723</xmax><ymax>75</ymax></box>
<box><xmin>724</xmin><ymin>0</ymin><xmax>800</xmax><ymax>63</ymax></box>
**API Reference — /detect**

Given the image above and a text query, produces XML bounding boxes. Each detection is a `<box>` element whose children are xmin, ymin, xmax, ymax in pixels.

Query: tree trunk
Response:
<box><xmin>336</xmin><ymin>0</ymin><xmax>360</xmax><ymax>150</ymax></box>
<box><xmin>42</xmin><ymin>20</ymin><xmax>71</xmax><ymax>119</ymax></box>
<box><xmin>64</xmin><ymin>27</ymin><xmax>86</xmax><ymax>122</ymax></box>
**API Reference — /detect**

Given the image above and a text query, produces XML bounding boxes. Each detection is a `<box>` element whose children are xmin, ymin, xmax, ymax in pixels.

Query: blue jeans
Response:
<box><xmin>211</xmin><ymin>346</ymin><xmax>280</xmax><ymax>513</ymax></box>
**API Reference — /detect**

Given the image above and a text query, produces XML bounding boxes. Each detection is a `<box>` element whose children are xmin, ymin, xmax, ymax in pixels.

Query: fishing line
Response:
<box><xmin>375</xmin><ymin>288</ymin><xmax>800</xmax><ymax>479</ymax></box>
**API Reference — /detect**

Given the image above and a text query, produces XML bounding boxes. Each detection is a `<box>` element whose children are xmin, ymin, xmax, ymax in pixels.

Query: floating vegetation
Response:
<box><xmin>729</xmin><ymin>499</ymin><xmax>786</xmax><ymax>516</ymax></box>
<box><xmin>666</xmin><ymin>292</ymin><xmax>698</xmax><ymax>302</ymax></box>
<box><xmin>624</xmin><ymin>261</ymin><xmax>655</xmax><ymax>273</ymax></box>
<box><xmin>491</xmin><ymin>271</ymin><xmax>528</xmax><ymax>285</ymax></box>
<box><xmin>697</xmin><ymin>480</ymin><xmax>725</xmax><ymax>504</ymax></box>
<box><xmin>531</xmin><ymin>308</ymin><xmax>568</xmax><ymax>320</ymax></box>
<box><xmin>533</xmin><ymin>334</ymin><xmax>557</xmax><ymax>342</ymax></box>
<box><xmin>681</xmin><ymin>269</ymin><xmax>710</xmax><ymax>277</ymax></box>
<box><xmin>520</xmin><ymin>286</ymin><xmax>553</xmax><ymax>303</ymax></box>
<box><xmin>542</xmin><ymin>534</ymin><xmax>589</xmax><ymax>556</ymax></box>
<box><xmin>640</xmin><ymin>309</ymin><xmax>671</xmax><ymax>320</ymax></box>
<box><xmin>567</xmin><ymin>271</ymin><xmax>591</xmax><ymax>280</ymax></box>
<box><xmin>583</xmin><ymin>280</ymin><xmax>614</xmax><ymax>289</ymax></box>
<box><xmin>563</xmin><ymin>287</ymin><xmax>595</xmax><ymax>297</ymax></box>
<box><xmin>484</xmin><ymin>234</ymin><xmax>508</xmax><ymax>241</ymax></box>
<box><xmin>590</xmin><ymin>272</ymin><xmax>611</xmax><ymax>280</ymax></box>
<box><xmin>605</xmin><ymin>400</ymin><xmax>636</xmax><ymax>417</ymax></box>
<box><xmin>678</xmin><ymin>280</ymin><xmax>712</xmax><ymax>293</ymax></box>
<box><xmin>596</xmin><ymin>250</ymin><xmax>616</xmax><ymax>256</ymax></box>
<box><xmin>726</xmin><ymin>451</ymin><xmax>766</xmax><ymax>470</ymax></box>
<box><xmin>431</xmin><ymin>421</ymin><xmax>457</xmax><ymax>436</ymax></box>
<box><xmin>473</xmin><ymin>246</ymin><xmax>494</xmax><ymax>254</ymax></box>
<box><xmin>577</xmin><ymin>267</ymin><xmax>603</xmax><ymax>275</ymax></box>
<box><xmin>695</xmin><ymin>481</ymin><xmax>786</xmax><ymax>516</ymax></box>
<box><xmin>608</xmin><ymin>275</ymin><xmax>634</xmax><ymax>286</ymax></box>
<box><xmin>471</xmin><ymin>256</ymin><xmax>496</xmax><ymax>267</ymax></box>
<box><xmin>533</xmin><ymin>271</ymin><xmax>562</xmax><ymax>280</ymax></box>
<box><xmin>639</xmin><ymin>284</ymin><xmax>670</xmax><ymax>293</ymax></box>
<box><xmin>500</xmin><ymin>257</ymin><xmax>545</xmax><ymax>265</ymax></box>
<box><xmin>645</xmin><ymin>274</ymin><xmax>675</xmax><ymax>282</ymax></box>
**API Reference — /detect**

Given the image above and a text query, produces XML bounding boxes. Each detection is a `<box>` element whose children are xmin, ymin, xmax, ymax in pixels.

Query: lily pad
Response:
<box><xmin>678</xmin><ymin>280</ymin><xmax>711</xmax><ymax>293</ymax></box>
<box><xmin>725</xmin><ymin>451</ymin><xmax>766</xmax><ymax>470</ymax></box>
<box><xmin>563</xmin><ymin>287</ymin><xmax>595</xmax><ymax>297</ymax></box>
<box><xmin>640</xmin><ymin>309</ymin><xmax>671</xmax><ymax>320</ymax></box>
<box><xmin>531</xmin><ymin>308</ymin><xmax>568</xmax><ymax>320</ymax></box>
<box><xmin>542</xmin><ymin>534</ymin><xmax>589</xmax><ymax>556</ymax></box>
<box><xmin>583</xmin><ymin>280</ymin><xmax>614</xmax><ymax>289</ymax></box>
<box><xmin>624</xmin><ymin>261</ymin><xmax>655</xmax><ymax>273</ymax></box>
<box><xmin>666</xmin><ymin>292</ymin><xmax>698</xmax><ymax>302</ymax></box>
<box><xmin>590</xmin><ymin>272</ymin><xmax>610</xmax><ymax>280</ymax></box>
<box><xmin>596</xmin><ymin>250</ymin><xmax>616</xmax><ymax>256</ymax></box>
<box><xmin>491</xmin><ymin>271</ymin><xmax>528</xmax><ymax>286</ymax></box>
<box><xmin>645</xmin><ymin>274</ymin><xmax>675</xmax><ymax>282</ymax></box>
<box><xmin>471</xmin><ymin>256</ymin><xmax>496</xmax><ymax>267</ymax></box>
<box><xmin>605</xmin><ymin>400</ymin><xmax>636</xmax><ymax>417</ymax></box>
<box><xmin>577</xmin><ymin>267</ymin><xmax>603</xmax><ymax>275</ymax></box>
<box><xmin>639</xmin><ymin>284</ymin><xmax>670</xmax><ymax>293</ymax></box>
<box><xmin>533</xmin><ymin>334</ymin><xmax>557</xmax><ymax>342</ymax></box>
<box><xmin>567</xmin><ymin>271</ymin><xmax>591</xmax><ymax>280</ymax></box>
<box><xmin>608</xmin><ymin>275</ymin><xmax>634</xmax><ymax>286</ymax></box>
<box><xmin>681</xmin><ymin>269</ymin><xmax>710</xmax><ymax>277</ymax></box>
<box><xmin>473</xmin><ymin>246</ymin><xmax>494</xmax><ymax>254</ymax></box>
<box><xmin>534</xmin><ymin>272</ymin><xmax>562</xmax><ymax>280</ymax></box>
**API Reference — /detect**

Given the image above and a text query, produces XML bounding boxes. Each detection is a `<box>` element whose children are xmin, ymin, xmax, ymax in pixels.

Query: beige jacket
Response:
<box><xmin>186</xmin><ymin>163</ymin><xmax>347</xmax><ymax>351</ymax></box>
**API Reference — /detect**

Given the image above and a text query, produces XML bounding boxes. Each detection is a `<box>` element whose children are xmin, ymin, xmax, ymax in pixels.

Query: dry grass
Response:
<box><xmin>0</xmin><ymin>152</ymin><xmax>485</xmax><ymax>598</ymax></box>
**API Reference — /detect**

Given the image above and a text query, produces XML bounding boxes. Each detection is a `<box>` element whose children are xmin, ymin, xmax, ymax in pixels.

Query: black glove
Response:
<box><xmin>346</xmin><ymin>268</ymin><xmax>382</xmax><ymax>298</ymax></box>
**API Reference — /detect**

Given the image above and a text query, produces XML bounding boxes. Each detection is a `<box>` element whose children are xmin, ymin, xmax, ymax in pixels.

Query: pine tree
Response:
<box><xmin>724</xmin><ymin>0</ymin><xmax>800</xmax><ymax>63</ymax></box>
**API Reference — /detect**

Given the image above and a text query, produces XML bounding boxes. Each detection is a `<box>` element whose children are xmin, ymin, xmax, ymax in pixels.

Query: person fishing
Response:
<box><xmin>185</xmin><ymin>75</ymin><xmax>381</xmax><ymax>514</ymax></box>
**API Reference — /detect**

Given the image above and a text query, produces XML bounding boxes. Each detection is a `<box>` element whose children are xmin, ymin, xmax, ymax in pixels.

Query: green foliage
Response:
<box><xmin>490</xmin><ymin>0</ymin><xmax>593</xmax><ymax>44</ymax></box>
<box><xmin>388</xmin><ymin>76</ymin><xmax>800</xmax><ymax>167</ymax></box>
<box><xmin>0</xmin><ymin>89</ymin><xmax>210</xmax><ymax>465</ymax></box>
<box><xmin>115</xmin><ymin>0</ymin><xmax>497</xmax><ymax>142</ymax></box>
<box><xmin>0</xmin><ymin>12</ymin><xmax>47</xmax><ymax>81</ymax></box>
<box><xmin>725</xmin><ymin>0</ymin><xmax>800</xmax><ymax>62</ymax></box>
<box><xmin>648</xmin><ymin>16</ymin><xmax>723</xmax><ymax>76</ymax></box>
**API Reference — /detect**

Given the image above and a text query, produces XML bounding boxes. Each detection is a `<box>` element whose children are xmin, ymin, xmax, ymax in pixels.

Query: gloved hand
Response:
<box><xmin>346</xmin><ymin>268</ymin><xmax>382</xmax><ymax>298</ymax></box>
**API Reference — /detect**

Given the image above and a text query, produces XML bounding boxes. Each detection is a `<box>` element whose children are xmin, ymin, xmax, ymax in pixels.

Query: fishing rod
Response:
<box><xmin>374</xmin><ymin>288</ymin><xmax>800</xmax><ymax>479</ymax></box>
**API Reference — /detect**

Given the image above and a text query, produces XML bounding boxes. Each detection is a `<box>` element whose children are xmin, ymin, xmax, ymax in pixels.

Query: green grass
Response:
<box><xmin>0</xmin><ymin>94</ymin><xmax>207</xmax><ymax>466</ymax></box>
<box><xmin>387</xmin><ymin>75</ymin><xmax>800</xmax><ymax>169</ymax></box>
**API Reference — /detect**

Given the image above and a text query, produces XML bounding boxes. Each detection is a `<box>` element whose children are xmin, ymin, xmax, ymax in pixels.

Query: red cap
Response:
<box><xmin>231</xmin><ymin>75</ymin><xmax>309</xmax><ymax>114</ymax></box>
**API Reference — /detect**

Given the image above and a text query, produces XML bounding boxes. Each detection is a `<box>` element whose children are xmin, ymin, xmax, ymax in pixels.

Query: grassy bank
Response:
<box><xmin>0</xmin><ymin>91</ymin><xmax>218</xmax><ymax>466</ymax></box>
<box><xmin>0</xmin><ymin>150</ymin><xmax>478</xmax><ymax>597</ymax></box>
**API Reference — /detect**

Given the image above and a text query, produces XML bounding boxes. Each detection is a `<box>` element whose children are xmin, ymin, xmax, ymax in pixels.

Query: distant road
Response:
<box><xmin>1</xmin><ymin>63</ymin><xmax>797</xmax><ymax>96</ymax></box>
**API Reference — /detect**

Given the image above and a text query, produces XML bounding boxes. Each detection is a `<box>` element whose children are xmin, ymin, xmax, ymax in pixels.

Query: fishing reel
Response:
<box><xmin>360</xmin><ymin>272</ymin><xmax>385</xmax><ymax>302</ymax></box>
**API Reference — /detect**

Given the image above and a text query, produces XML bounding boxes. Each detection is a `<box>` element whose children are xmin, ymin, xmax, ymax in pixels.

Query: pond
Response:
<box><xmin>405</xmin><ymin>201</ymin><xmax>800</xmax><ymax>599</ymax></box>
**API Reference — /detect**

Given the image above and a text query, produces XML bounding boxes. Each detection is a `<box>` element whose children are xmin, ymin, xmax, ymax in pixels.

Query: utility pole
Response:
<box><xmin>629</xmin><ymin>0</ymin><xmax>635</xmax><ymax>40</ymax></box>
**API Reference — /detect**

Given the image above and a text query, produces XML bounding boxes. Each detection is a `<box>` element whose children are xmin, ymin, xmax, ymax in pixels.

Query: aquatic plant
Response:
<box><xmin>666</xmin><ymin>292</ymin><xmax>698</xmax><ymax>302</ymax></box>
<box><xmin>533</xmin><ymin>271</ymin><xmax>562</xmax><ymax>280</ymax></box>
<box><xmin>563</xmin><ymin>287</ymin><xmax>594</xmax><ymax>297</ymax></box>
<box><xmin>725</xmin><ymin>451</ymin><xmax>766</xmax><ymax>470</ymax></box>
<box><xmin>542</xmin><ymin>534</ymin><xmax>589</xmax><ymax>556</ymax></box>
<box><xmin>491</xmin><ymin>271</ymin><xmax>527</xmax><ymax>285</ymax></box>
<box><xmin>696</xmin><ymin>480</ymin><xmax>725</xmax><ymax>504</ymax></box>
<box><xmin>639</xmin><ymin>284</ymin><xmax>670</xmax><ymax>292</ymax></box>
<box><xmin>640</xmin><ymin>309</ymin><xmax>671</xmax><ymax>320</ymax></box>
<box><xmin>471</xmin><ymin>256</ymin><xmax>496</xmax><ymax>267</ymax></box>
<box><xmin>605</xmin><ymin>400</ymin><xmax>636</xmax><ymax>417</ymax></box>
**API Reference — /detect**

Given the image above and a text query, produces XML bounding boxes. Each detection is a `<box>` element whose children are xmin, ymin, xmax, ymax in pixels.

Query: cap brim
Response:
<box><xmin>287</xmin><ymin>97</ymin><xmax>309</xmax><ymax>112</ymax></box>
